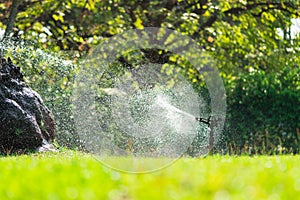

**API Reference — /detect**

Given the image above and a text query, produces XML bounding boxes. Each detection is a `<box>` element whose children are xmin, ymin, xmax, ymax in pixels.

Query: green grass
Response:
<box><xmin>0</xmin><ymin>151</ymin><xmax>300</xmax><ymax>200</ymax></box>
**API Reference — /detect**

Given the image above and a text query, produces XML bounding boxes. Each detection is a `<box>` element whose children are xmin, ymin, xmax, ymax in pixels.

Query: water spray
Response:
<box><xmin>73</xmin><ymin>27</ymin><xmax>227</xmax><ymax>173</ymax></box>
<box><xmin>156</xmin><ymin>94</ymin><xmax>211</xmax><ymax>126</ymax></box>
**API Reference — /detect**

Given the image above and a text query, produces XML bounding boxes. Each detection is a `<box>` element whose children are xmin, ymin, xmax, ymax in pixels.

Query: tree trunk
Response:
<box><xmin>3</xmin><ymin>0</ymin><xmax>21</xmax><ymax>39</ymax></box>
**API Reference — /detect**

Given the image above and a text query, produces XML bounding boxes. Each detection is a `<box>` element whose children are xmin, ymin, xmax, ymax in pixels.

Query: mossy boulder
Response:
<box><xmin>0</xmin><ymin>57</ymin><xmax>56</xmax><ymax>153</ymax></box>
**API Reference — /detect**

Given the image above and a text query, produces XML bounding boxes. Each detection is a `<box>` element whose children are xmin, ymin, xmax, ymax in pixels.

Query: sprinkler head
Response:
<box><xmin>195</xmin><ymin>116</ymin><xmax>211</xmax><ymax>126</ymax></box>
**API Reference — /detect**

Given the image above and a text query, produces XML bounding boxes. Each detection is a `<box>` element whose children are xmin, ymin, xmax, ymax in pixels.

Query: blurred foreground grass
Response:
<box><xmin>0</xmin><ymin>151</ymin><xmax>300</xmax><ymax>200</ymax></box>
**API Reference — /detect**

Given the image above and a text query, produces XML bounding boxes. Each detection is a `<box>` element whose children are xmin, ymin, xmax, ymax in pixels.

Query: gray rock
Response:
<box><xmin>0</xmin><ymin>57</ymin><xmax>56</xmax><ymax>154</ymax></box>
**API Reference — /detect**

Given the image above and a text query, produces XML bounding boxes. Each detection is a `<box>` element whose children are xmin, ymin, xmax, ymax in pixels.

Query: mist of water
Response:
<box><xmin>155</xmin><ymin>94</ymin><xmax>196</xmax><ymax>121</ymax></box>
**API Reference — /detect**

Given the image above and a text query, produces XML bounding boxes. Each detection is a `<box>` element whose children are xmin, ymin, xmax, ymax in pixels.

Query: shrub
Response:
<box><xmin>224</xmin><ymin>66</ymin><xmax>300</xmax><ymax>154</ymax></box>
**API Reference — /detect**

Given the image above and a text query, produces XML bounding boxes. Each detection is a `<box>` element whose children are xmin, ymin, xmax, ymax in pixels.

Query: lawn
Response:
<box><xmin>0</xmin><ymin>151</ymin><xmax>299</xmax><ymax>200</ymax></box>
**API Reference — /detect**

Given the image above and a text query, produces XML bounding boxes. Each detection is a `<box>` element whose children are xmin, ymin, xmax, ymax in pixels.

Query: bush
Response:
<box><xmin>224</xmin><ymin>66</ymin><xmax>300</xmax><ymax>154</ymax></box>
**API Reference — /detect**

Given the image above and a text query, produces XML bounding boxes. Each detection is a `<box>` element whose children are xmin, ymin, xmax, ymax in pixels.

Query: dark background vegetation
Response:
<box><xmin>0</xmin><ymin>0</ymin><xmax>299</xmax><ymax>155</ymax></box>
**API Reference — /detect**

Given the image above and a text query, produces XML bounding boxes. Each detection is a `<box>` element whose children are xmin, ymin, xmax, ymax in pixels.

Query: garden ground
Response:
<box><xmin>0</xmin><ymin>151</ymin><xmax>299</xmax><ymax>200</ymax></box>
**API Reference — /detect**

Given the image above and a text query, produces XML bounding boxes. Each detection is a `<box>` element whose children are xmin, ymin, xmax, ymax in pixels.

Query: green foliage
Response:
<box><xmin>225</xmin><ymin>66</ymin><xmax>300</xmax><ymax>154</ymax></box>
<box><xmin>0</xmin><ymin>0</ymin><xmax>299</xmax><ymax>153</ymax></box>
<box><xmin>14</xmin><ymin>128</ymin><xmax>23</xmax><ymax>136</ymax></box>
<box><xmin>1</xmin><ymin>153</ymin><xmax>300</xmax><ymax>199</ymax></box>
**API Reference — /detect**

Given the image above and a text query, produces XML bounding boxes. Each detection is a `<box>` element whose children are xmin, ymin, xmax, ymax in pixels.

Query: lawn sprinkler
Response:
<box><xmin>195</xmin><ymin>116</ymin><xmax>211</xmax><ymax>126</ymax></box>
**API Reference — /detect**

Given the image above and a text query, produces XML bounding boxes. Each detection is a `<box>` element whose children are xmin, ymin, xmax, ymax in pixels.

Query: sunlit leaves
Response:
<box><xmin>134</xmin><ymin>17</ymin><xmax>144</xmax><ymax>29</ymax></box>
<box><xmin>52</xmin><ymin>12</ymin><xmax>65</xmax><ymax>23</ymax></box>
